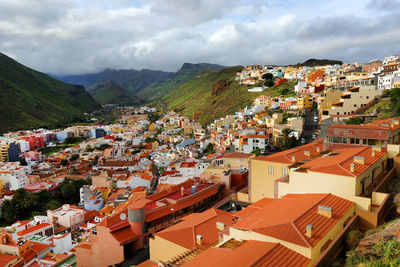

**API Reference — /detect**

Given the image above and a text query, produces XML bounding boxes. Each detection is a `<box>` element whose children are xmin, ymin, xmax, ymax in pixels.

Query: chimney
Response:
<box><xmin>318</xmin><ymin>205</ymin><xmax>333</xmax><ymax>218</ymax></box>
<box><xmin>316</xmin><ymin>147</ymin><xmax>321</xmax><ymax>153</ymax></box>
<box><xmin>181</xmin><ymin>187</ymin><xmax>185</xmax><ymax>197</ymax></box>
<box><xmin>291</xmin><ymin>156</ymin><xmax>296</xmax><ymax>162</ymax></box>
<box><xmin>306</xmin><ymin>224</ymin><xmax>313</xmax><ymax>238</ymax></box>
<box><xmin>372</xmin><ymin>150</ymin><xmax>376</xmax><ymax>157</ymax></box>
<box><xmin>196</xmin><ymin>235</ymin><xmax>203</xmax><ymax>245</ymax></box>
<box><xmin>304</xmin><ymin>150</ymin><xmax>311</xmax><ymax>156</ymax></box>
<box><xmin>373</xmin><ymin>146</ymin><xmax>382</xmax><ymax>152</ymax></box>
<box><xmin>216</xmin><ymin>222</ymin><xmax>225</xmax><ymax>231</ymax></box>
<box><xmin>350</xmin><ymin>163</ymin><xmax>355</xmax><ymax>172</ymax></box>
<box><xmin>353</xmin><ymin>156</ymin><xmax>365</xmax><ymax>164</ymax></box>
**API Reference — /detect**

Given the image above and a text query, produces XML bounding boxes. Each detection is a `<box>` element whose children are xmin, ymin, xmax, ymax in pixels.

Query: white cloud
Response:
<box><xmin>0</xmin><ymin>0</ymin><xmax>399</xmax><ymax>75</ymax></box>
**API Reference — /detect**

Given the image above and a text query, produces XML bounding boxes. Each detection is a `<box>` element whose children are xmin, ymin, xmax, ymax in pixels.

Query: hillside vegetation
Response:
<box><xmin>163</xmin><ymin>66</ymin><xmax>296</xmax><ymax>125</ymax></box>
<box><xmin>0</xmin><ymin>53</ymin><xmax>100</xmax><ymax>133</ymax></box>
<box><xmin>138</xmin><ymin>63</ymin><xmax>226</xmax><ymax>102</ymax></box>
<box><xmin>88</xmin><ymin>80</ymin><xmax>143</xmax><ymax>106</ymax></box>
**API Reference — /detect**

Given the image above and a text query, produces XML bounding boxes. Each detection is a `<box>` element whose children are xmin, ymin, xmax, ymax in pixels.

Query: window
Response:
<box><xmin>268</xmin><ymin>165</ymin><xmax>274</xmax><ymax>175</ymax></box>
<box><xmin>282</xmin><ymin>167</ymin><xmax>288</xmax><ymax>177</ymax></box>
<box><xmin>350</xmin><ymin>138</ymin><xmax>360</xmax><ymax>144</ymax></box>
<box><xmin>92</xmin><ymin>228</ymin><xmax>97</xmax><ymax>236</ymax></box>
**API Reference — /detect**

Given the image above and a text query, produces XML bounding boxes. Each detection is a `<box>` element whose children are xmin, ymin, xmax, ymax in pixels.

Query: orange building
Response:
<box><xmin>76</xmin><ymin>180</ymin><xmax>222</xmax><ymax>266</ymax></box>
<box><xmin>307</xmin><ymin>70</ymin><xmax>324</xmax><ymax>84</ymax></box>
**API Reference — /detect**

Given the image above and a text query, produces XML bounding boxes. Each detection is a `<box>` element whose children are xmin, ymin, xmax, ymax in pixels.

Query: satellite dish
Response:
<box><xmin>120</xmin><ymin>213</ymin><xmax>127</xmax><ymax>220</ymax></box>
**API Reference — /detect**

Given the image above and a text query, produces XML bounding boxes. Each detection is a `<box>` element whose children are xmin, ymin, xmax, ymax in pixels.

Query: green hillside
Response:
<box><xmin>88</xmin><ymin>80</ymin><xmax>143</xmax><ymax>106</ymax></box>
<box><xmin>0</xmin><ymin>53</ymin><xmax>101</xmax><ymax>133</ymax></box>
<box><xmin>137</xmin><ymin>63</ymin><xmax>226</xmax><ymax>102</ymax></box>
<box><xmin>163</xmin><ymin>66</ymin><xmax>296</xmax><ymax>125</ymax></box>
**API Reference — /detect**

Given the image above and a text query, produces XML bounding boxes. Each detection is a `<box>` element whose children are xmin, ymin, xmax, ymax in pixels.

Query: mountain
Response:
<box><xmin>55</xmin><ymin>63</ymin><xmax>226</xmax><ymax>103</ymax></box>
<box><xmin>137</xmin><ymin>63</ymin><xmax>226</xmax><ymax>102</ymax></box>
<box><xmin>57</xmin><ymin>68</ymin><xmax>174</xmax><ymax>94</ymax></box>
<box><xmin>163</xmin><ymin>66</ymin><xmax>296</xmax><ymax>126</ymax></box>
<box><xmin>295</xmin><ymin>58</ymin><xmax>343</xmax><ymax>67</ymax></box>
<box><xmin>88</xmin><ymin>80</ymin><xmax>143</xmax><ymax>106</ymax></box>
<box><xmin>0</xmin><ymin>53</ymin><xmax>100</xmax><ymax>132</ymax></box>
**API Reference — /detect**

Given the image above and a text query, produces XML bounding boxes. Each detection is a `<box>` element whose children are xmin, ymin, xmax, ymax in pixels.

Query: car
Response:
<box><xmin>300</xmin><ymin>138</ymin><xmax>306</xmax><ymax>144</ymax></box>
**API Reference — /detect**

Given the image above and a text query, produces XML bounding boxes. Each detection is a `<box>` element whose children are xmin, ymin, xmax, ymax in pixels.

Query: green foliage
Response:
<box><xmin>163</xmin><ymin>66</ymin><xmax>297</xmax><ymax>126</ymax></box>
<box><xmin>96</xmin><ymin>144</ymin><xmax>110</xmax><ymax>151</ymax></box>
<box><xmin>264</xmin><ymin>79</ymin><xmax>274</xmax><ymax>87</ymax></box>
<box><xmin>64</xmin><ymin>137</ymin><xmax>79</xmax><ymax>144</ymax></box>
<box><xmin>147</xmin><ymin>112</ymin><xmax>161</xmax><ymax>123</ymax></box>
<box><xmin>85</xmin><ymin>145</ymin><xmax>94</xmax><ymax>152</ymax></box>
<box><xmin>69</xmin><ymin>154</ymin><xmax>79</xmax><ymax>162</ymax></box>
<box><xmin>204</xmin><ymin>143</ymin><xmax>215</xmax><ymax>155</ymax></box>
<box><xmin>251</xmin><ymin>148</ymin><xmax>261</xmax><ymax>156</ymax></box>
<box><xmin>390</xmin><ymin>87</ymin><xmax>400</xmax><ymax>115</ymax></box>
<box><xmin>346</xmin><ymin>117</ymin><xmax>364</xmax><ymax>125</ymax></box>
<box><xmin>0</xmin><ymin>178</ymin><xmax>91</xmax><ymax>223</ymax></box>
<box><xmin>0</xmin><ymin>53</ymin><xmax>100</xmax><ymax>133</ymax></box>
<box><xmin>59</xmin><ymin>178</ymin><xmax>91</xmax><ymax>204</ymax></box>
<box><xmin>145</xmin><ymin>137</ymin><xmax>158</xmax><ymax>144</ymax></box>
<box><xmin>281</xmin><ymin>128</ymin><xmax>298</xmax><ymax>149</ymax></box>
<box><xmin>262</xmin><ymin>73</ymin><xmax>273</xmax><ymax>80</ymax></box>
<box><xmin>60</xmin><ymin>159</ymin><xmax>68</xmax><ymax>166</ymax></box>
<box><xmin>346</xmin><ymin>229</ymin><xmax>364</xmax><ymax>250</ymax></box>
<box><xmin>138</xmin><ymin>63</ymin><xmax>226</xmax><ymax>102</ymax></box>
<box><xmin>345</xmin><ymin>239</ymin><xmax>400</xmax><ymax>266</ymax></box>
<box><xmin>88</xmin><ymin>80</ymin><xmax>143</xmax><ymax>106</ymax></box>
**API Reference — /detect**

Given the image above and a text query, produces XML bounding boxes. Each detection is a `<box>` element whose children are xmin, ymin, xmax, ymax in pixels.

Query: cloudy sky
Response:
<box><xmin>0</xmin><ymin>0</ymin><xmax>399</xmax><ymax>75</ymax></box>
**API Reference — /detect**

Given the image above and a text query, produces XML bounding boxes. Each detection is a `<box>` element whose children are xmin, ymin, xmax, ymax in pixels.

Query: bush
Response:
<box><xmin>346</xmin><ymin>229</ymin><xmax>363</xmax><ymax>250</ymax></box>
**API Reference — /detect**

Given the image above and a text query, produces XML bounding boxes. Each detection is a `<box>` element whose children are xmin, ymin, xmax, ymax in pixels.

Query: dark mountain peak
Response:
<box><xmin>178</xmin><ymin>63</ymin><xmax>226</xmax><ymax>73</ymax></box>
<box><xmin>296</xmin><ymin>58</ymin><xmax>343</xmax><ymax>67</ymax></box>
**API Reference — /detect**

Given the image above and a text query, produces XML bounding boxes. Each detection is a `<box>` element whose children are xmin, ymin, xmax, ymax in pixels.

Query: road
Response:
<box><xmin>301</xmin><ymin>110</ymin><xmax>316</xmax><ymax>143</ymax></box>
<box><xmin>159</xmin><ymin>99</ymin><xmax>167</xmax><ymax>115</ymax></box>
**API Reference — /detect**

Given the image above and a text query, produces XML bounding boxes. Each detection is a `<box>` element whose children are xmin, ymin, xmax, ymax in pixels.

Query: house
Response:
<box><xmin>297</xmin><ymin>95</ymin><xmax>313</xmax><ymax>110</ymax></box>
<box><xmin>326</xmin><ymin>118</ymin><xmax>400</xmax><ymax>149</ymax></box>
<box><xmin>47</xmin><ymin>204</ymin><xmax>85</xmax><ymax>232</ymax></box>
<box><xmin>229</xmin><ymin>194</ymin><xmax>355</xmax><ymax>265</ymax></box>
<box><xmin>149</xmin><ymin>208</ymin><xmax>234</xmax><ymax>262</ymax></box>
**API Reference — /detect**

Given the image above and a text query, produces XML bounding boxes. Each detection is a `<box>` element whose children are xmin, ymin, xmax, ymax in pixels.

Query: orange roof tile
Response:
<box><xmin>299</xmin><ymin>146</ymin><xmax>386</xmax><ymax>177</ymax></box>
<box><xmin>233</xmin><ymin>194</ymin><xmax>354</xmax><ymax>248</ymax></box>
<box><xmin>17</xmin><ymin>223</ymin><xmax>51</xmax><ymax>236</ymax></box>
<box><xmin>253</xmin><ymin>139</ymin><xmax>324</xmax><ymax>164</ymax></box>
<box><xmin>182</xmin><ymin>240</ymin><xmax>310</xmax><ymax>267</ymax></box>
<box><xmin>156</xmin><ymin>208</ymin><xmax>234</xmax><ymax>249</ymax></box>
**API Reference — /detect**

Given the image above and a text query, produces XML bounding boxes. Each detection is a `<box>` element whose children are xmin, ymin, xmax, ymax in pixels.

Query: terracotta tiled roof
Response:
<box><xmin>233</xmin><ymin>194</ymin><xmax>354</xmax><ymax>248</ymax></box>
<box><xmin>110</xmin><ymin>226</ymin><xmax>139</xmax><ymax>245</ymax></box>
<box><xmin>156</xmin><ymin>208</ymin><xmax>234</xmax><ymax>249</ymax></box>
<box><xmin>182</xmin><ymin>240</ymin><xmax>310</xmax><ymax>267</ymax></box>
<box><xmin>253</xmin><ymin>139</ymin><xmax>324</xmax><ymax>164</ymax></box>
<box><xmin>17</xmin><ymin>223</ymin><xmax>51</xmax><ymax>236</ymax></box>
<box><xmin>299</xmin><ymin>146</ymin><xmax>386</xmax><ymax>177</ymax></box>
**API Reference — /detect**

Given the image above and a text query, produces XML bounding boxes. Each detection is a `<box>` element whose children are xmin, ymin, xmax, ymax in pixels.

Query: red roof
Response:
<box><xmin>156</xmin><ymin>208</ymin><xmax>234</xmax><ymax>249</ymax></box>
<box><xmin>233</xmin><ymin>194</ymin><xmax>354</xmax><ymax>248</ymax></box>
<box><xmin>182</xmin><ymin>240</ymin><xmax>310</xmax><ymax>267</ymax></box>
<box><xmin>254</xmin><ymin>139</ymin><xmax>324</xmax><ymax>164</ymax></box>
<box><xmin>111</xmin><ymin>226</ymin><xmax>139</xmax><ymax>245</ymax></box>
<box><xmin>180</xmin><ymin>162</ymin><xmax>197</xmax><ymax>168</ymax></box>
<box><xmin>17</xmin><ymin>223</ymin><xmax>51</xmax><ymax>236</ymax></box>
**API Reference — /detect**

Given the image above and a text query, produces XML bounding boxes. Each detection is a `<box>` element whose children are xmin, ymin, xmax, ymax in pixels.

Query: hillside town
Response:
<box><xmin>1</xmin><ymin>54</ymin><xmax>400</xmax><ymax>267</ymax></box>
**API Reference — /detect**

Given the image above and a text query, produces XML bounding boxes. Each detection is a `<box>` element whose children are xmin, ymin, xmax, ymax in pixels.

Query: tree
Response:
<box><xmin>60</xmin><ymin>182</ymin><xmax>76</xmax><ymax>200</ymax></box>
<box><xmin>85</xmin><ymin>145</ymin><xmax>94</xmax><ymax>152</ymax></box>
<box><xmin>262</xmin><ymin>73</ymin><xmax>273</xmax><ymax>80</ymax></box>
<box><xmin>204</xmin><ymin>143</ymin><xmax>215</xmax><ymax>154</ymax></box>
<box><xmin>69</xmin><ymin>154</ymin><xmax>79</xmax><ymax>162</ymax></box>
<box><xmin>20</xmin><ymin>158</ymin><xmax>28</xmax><ymax>166</ymax></box>
<box><xmin>64</xmin><ymin>137</ymin><xmax>79</xmax><ymax>144</ymax></box>
<box><xmin>264</xmin><ymin>79</ymin><xmax>274</xmax><ymax>87</ymax></box>
<box><xmin>1</xmin><ymin>200</ymin><xmax>17</xmax><ymax>223</ymax></box>
<box><xmin>346</xmin><ymin>117</ymin><xmax>363</xmax><ymax>125</ymax></box>
<box><xmin>45</xmin><ymin>199</ymin><xmax>61</xmax><ymax>211</ymax></box>
<box><xmin>60</xmin><ymin>159</ymin><xmax>68</xmax><ymax>166</ymax></box>
<box><xmin>390</xmin><ymin>87</ymin><xmax>400</xmax><ymax>115</ymax></box>
<box><xmin>251</xmin><ymin>148</ymin><xmax>261</xmax><ymax>157</ymax></box>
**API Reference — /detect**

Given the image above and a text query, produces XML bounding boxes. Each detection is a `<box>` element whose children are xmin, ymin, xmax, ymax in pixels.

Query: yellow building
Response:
<box><xmin>249</xmin><ymin>140</ymin><xmax>324</xmax><ymax>202</ymax></box>
<box><xmin>297</xmin><ymin>95</ymin><xmax>313</xmax><ymax>110</ymax></box>
<box><xmin>0</xmin><ymin>144</ymin><xmax>9</xmax><ymax>162</ymax></box>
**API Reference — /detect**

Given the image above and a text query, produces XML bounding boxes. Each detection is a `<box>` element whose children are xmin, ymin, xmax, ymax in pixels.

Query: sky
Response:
<box><xmin>1</xmin><ymin>0</ymin><xmax>400</xmax><ymax>75</ymax></box>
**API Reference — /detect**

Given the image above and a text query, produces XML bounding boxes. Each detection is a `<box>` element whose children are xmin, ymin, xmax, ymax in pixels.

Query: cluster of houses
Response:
<box><xmin>1</xmin><ymin>53</ymin><xmax>400</xmax><ymax>266</ymax></box>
